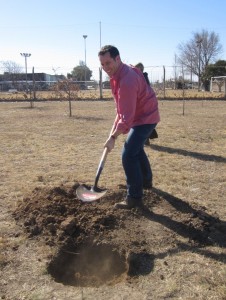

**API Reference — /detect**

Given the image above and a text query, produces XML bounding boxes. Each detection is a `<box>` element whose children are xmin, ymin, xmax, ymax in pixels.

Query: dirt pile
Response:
<box><xmin>13</xmin><ymin>182</ymin><xmax>226</xmax><ymax>287</ymax></box>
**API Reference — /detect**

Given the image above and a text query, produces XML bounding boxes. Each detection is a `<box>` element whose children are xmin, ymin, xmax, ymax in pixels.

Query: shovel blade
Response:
<box><xmin>76</xmin><ymin>185</ymin><xmax>107</xmax><ymax>202</ymax></box>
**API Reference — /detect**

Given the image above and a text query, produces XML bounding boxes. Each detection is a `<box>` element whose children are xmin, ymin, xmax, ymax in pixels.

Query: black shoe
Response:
<box><xmin>114</xmin><ymin>197</ymin><xmax>143</xmax><ymax>209</ymax></box>
<box><xmin>143</xmin><ymin>181</ymin><xmax>153</xmax><ymax>189</ymax></box>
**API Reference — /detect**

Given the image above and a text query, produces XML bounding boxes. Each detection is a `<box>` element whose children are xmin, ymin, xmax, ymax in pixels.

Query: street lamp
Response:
<box><xmin>20</xmin><ymin>53</ymin><xmax>31</xmax><ymax>92</ymax></box>
<box><xmin>196</xmin><ymin>38</ymin><xmax>202</xmax><ymax>91</ymax></box>
<box><xmin>83</xmin><ymin>35</ymin><xmax>87</xmax><ymax>87</ymax></box>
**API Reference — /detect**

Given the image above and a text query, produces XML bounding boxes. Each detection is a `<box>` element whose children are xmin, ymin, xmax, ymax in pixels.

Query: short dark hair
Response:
<box><xmin>98</xmin><ymin>45</ymin><xmax>120</xmax><ymax>59</ymax></box>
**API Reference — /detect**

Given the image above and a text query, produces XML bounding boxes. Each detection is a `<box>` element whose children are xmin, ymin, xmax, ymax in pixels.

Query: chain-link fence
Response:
<box><xmin>4</xmin><ymin>65</ymin><xmax>225</xmax><ymax>101</ymax></box>
<box><xmin>0</xmin><ymin>65</ymin><xmax>200</xmax><ymax>92</ymax></box>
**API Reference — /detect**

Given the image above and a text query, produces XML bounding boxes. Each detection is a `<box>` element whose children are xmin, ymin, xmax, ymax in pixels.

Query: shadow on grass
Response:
<box><xmin>154</xmin><ymin>241</ymin><xmax>226</xmax><ymax>264</ymax></box>
<box><xmin>150</xmin><ymin>144</ymin><xmax>226</xmax><ymax>163</ymax></box>
<box><xmin>70</xmin><ymin>115</ymin><xmax>105</xmax><ymax>121</ymax></box>
<box><xmin>15</xmin><ymin>105</ymin><xmax>52</xmax><ymax>111</ymax></box>
<box><xmin>142</xmin><ymin>188</ymin><xmax>226</xmax><ymax>263</ymax></box>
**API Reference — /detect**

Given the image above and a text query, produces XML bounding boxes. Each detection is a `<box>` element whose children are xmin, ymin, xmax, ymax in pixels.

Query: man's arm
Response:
<box><xmin>104</xmin><ymin>114</ymin><xmax>123</xmax><ymax>152</ymax></box>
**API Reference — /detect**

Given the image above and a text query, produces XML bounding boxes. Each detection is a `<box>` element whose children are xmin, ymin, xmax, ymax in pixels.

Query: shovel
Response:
<box><xmin>76</xmin><ymin>147</ymin><xmax>109</xmax><ymax>202</ymax></box>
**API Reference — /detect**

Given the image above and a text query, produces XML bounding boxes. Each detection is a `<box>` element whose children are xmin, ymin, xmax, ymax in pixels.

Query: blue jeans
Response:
<box><xmin>122</xmin><ymin>124</ymin><xmax>157</xmax><ymax>200</ymax></box>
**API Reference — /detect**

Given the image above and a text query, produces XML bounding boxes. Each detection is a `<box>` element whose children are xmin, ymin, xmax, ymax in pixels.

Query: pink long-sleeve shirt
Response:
<box><xmin>110</xmin><ymin>62</ymin><xmax>160</xmax><ymax>134</ymax></box>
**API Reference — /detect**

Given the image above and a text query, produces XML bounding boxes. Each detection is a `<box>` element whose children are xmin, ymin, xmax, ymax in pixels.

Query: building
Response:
<box><xmin>0</xmin><ymin>72</ymin><xmax>65</xmax><ymax>91</ymax></box>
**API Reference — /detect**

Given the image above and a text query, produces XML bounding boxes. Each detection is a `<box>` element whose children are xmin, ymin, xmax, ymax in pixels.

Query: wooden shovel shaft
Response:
<box><xmin>93</xmin><ymin>147</ymin><xmax>109</xmax><ymax>189</ymax></box>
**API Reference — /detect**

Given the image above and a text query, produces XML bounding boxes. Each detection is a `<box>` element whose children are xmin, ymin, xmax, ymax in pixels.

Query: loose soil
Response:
<box><xmin>12</xmin><ymin>182</ymin><xmax>226</xmax><ymax>289</ymax></box>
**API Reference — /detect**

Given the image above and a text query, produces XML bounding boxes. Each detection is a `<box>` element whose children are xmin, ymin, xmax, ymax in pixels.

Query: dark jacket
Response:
<box><xmin>143</xmin><ymin>72</ymin><xmax>150</xmax><ymax>86</ymax></box>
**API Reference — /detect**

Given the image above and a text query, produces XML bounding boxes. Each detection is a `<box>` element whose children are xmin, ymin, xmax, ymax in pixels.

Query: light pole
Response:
<box><xmin>99</xmin><ymin>21</ymin><xmax>103</xmax><ymax>99</ymax></box>
<box><xmin>20</xmin><ymin>53</ymin><xmax>31</xmax><ymax>92</ymax></box>
<box><xmin>196</xmin><ymin>38</ymin><xmax>202</xmax><ymax>91</ymax></box>
<box><xmin>83</xmin><ymin>35</ymin><xmax>87</xmax><ymax>88</ymax></box>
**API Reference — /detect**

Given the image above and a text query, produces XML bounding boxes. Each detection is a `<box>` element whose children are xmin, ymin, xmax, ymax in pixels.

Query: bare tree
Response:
<box><xmin>0</xmin><ymin>60</ymin><xmax>23</xmax><ymax>90</ymax></box>
<box><xmin>0</xmin><ymin>60</ymin><xmax>22</xmax><ymax>74</ymax></box>
<box><xmin>51</xmin><ymin>79</ymin><xmax>79</xmax><ymax>117</ymax></box>
<box><xmin>177</xmin><ymin>29</ymin><xmax>223</xmax><ymax>89</ymax></box>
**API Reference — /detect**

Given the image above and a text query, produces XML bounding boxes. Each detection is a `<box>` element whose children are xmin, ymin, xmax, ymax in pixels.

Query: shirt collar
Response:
<box><xmin>111</xmin><ymin>62</ymin><xmax>124</xmax><ymax>80</ymax></box>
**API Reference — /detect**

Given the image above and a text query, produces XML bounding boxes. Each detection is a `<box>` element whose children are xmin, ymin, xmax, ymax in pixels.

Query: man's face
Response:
<box><xmin>99</xmin><ymin>52</ymin><xmax>120</xmax><ymax>77</ymax></box>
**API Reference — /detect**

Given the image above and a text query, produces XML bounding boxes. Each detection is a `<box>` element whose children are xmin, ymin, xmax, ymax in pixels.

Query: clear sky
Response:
<box><xmin>0</xmin><ymin>0</ymin><xmax>225</xmax><ymax>81</ymax></box>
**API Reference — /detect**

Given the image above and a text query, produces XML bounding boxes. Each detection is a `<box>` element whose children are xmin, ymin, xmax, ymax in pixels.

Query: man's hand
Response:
<box><xmin>104</xmin><ymin>136</ymin><xmax>115</xmax><ymax>152</ymax></box>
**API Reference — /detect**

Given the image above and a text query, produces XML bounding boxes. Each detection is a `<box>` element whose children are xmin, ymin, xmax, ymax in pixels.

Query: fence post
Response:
<box><xmin>224</xmin><ymin>79</ymin><xmax>226</xmax><ymax>98</ymax></box>
<box><xmin>32</xmin><ymin>67</ymin><xmax>36</xmax><ymax>106</ymax></box>
<box><xmin>29</xmin><ymin>67</ymin><xmax>35</xmax><ymax>108</ymax></box>
<box><xmin>182</xmin><ymin>64</ymin><xmax>185</xmax><ymax>115</ymax></box>
<box><xmin>99</xmin><ymin>68</ymin><xmax>103</xmax><ymax>99</ymax></box>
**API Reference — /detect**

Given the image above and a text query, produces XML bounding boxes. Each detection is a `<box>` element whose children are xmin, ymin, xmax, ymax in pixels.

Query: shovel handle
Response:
<box><xmin>93</xmin><ymin>147</ymin><xmax>109</xmax><ymax>189</ymax></box>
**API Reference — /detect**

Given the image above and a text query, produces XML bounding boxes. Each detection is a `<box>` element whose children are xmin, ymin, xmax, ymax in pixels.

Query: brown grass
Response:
<box><xmin>1</xmin><ymin>88</ymin><xmax>225</xmax><ymax>101</ymax></box>
<box><xmin>0</xmin><ymin>98</ymin><xmax>226</xmax><ymax>299</ymax></box>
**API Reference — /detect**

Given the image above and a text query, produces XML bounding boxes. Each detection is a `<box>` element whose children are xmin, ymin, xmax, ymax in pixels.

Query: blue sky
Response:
<box><xmin>0</xmin><ymin>0</ymin><xmax>225</xmax><ymax>81</ymax></box>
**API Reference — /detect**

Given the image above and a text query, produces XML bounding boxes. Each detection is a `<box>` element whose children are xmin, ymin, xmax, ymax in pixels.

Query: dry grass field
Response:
<box><xmin>0</xmin><ymin>88</ymin><xmax>225</xmax><ymax>101</ymax></box>
<box><xmin>0</xmin><ymin>96</ymin><xmax>226</xmax><ymax>300</ymax></box>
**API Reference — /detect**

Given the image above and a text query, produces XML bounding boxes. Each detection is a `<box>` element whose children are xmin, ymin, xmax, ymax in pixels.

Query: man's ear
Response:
<box><xmin>116</xmin><ymin>55</ymin><xmax>121</xmax><ymax>63</ymax></box>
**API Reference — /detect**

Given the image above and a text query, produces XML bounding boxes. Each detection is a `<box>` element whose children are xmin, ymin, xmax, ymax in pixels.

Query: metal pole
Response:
<box><xmin>20</xmin><ymin>53</ymin><xmax>31</xmax><ymax>93</ymax></box>
<box><xmin>32</xmin><ymin>66</ymin><xmax>36</xmax><ymax>105</ymax></box>
<box><xmin>83</xmin><ymin>35</ymin><xmax>87</xmax><ymax>87</ymax></box>
<box><xmin>196</xmin><ymin>38</ymin><xmax>202</xmax><ymax>91</ymax></box>
<box><xmin>163</xmin><ymin>65</ymin><xmax>165</xmax><ymax>99</ymax></box>
<box><xmin>24</xmin><ymin>55</ymin><xmax>28</xmax><ymax>92</ymax></box>
<box><xmin>174</xmin><ymin>54</ymin><xmax>177</xmax><ymax>90</ymax></box>
<box><xmin>99</xmin><ymin>21</ymin><xmax>102</xmax><ymax>48</ymax></box>
<box><xmin>182</xmin><ymin>64</ymin><xmax>185</xmax><ymax>115</ymax></box>
<box><xmin>99</xmin><ymin>21</ymin><xmax>103</xmax><ymax>99</ymax></box>
<box><xmin>210</xmin><ymin>77</ymin><xmax>213</xmax><ymax>92</ymax></box>
<box><xmin>198</xmin><ymin>44</ymin><xmax>201</xmax><ymax>91</ymax></box>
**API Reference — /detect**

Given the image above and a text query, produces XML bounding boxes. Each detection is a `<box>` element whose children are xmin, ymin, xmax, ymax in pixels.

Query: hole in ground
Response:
<box><xmin>127</xmin><ymin>252</ymin><xmax>154</xmax><ymax>276</ymax></box>
<box><xmin>47</xmin><ymin>240</ymin><xmax>127</xmax><ymax>287</ymax></box>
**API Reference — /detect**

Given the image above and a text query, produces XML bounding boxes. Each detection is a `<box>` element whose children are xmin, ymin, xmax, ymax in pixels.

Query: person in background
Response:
<box><xmin>135</xmin><ymin>63</ymin><xmax>158</xmax><ymax>145</ymax></box>
<box><xmin>135</xmin><ymin>62</ymin><xmax>151</xmax><ymax>85</ymax></box>
<box><xmin>98</xmin><ymin>45</ymin><xmax>160</xmax><ymax>209</ymax></box>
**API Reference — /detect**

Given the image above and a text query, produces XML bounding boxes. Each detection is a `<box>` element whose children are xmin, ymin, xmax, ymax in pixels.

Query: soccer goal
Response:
<box><xmin>210</xmin><ymin>76</ymin><xmax>226</xmax><ymax>96</ymax></box>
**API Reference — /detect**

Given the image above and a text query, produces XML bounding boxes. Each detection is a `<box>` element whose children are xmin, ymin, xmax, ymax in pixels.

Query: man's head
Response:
<box><xmin>98</xmin><ymin>45</ymin><xmax>121</xmax><ymax>77</ymax></box>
